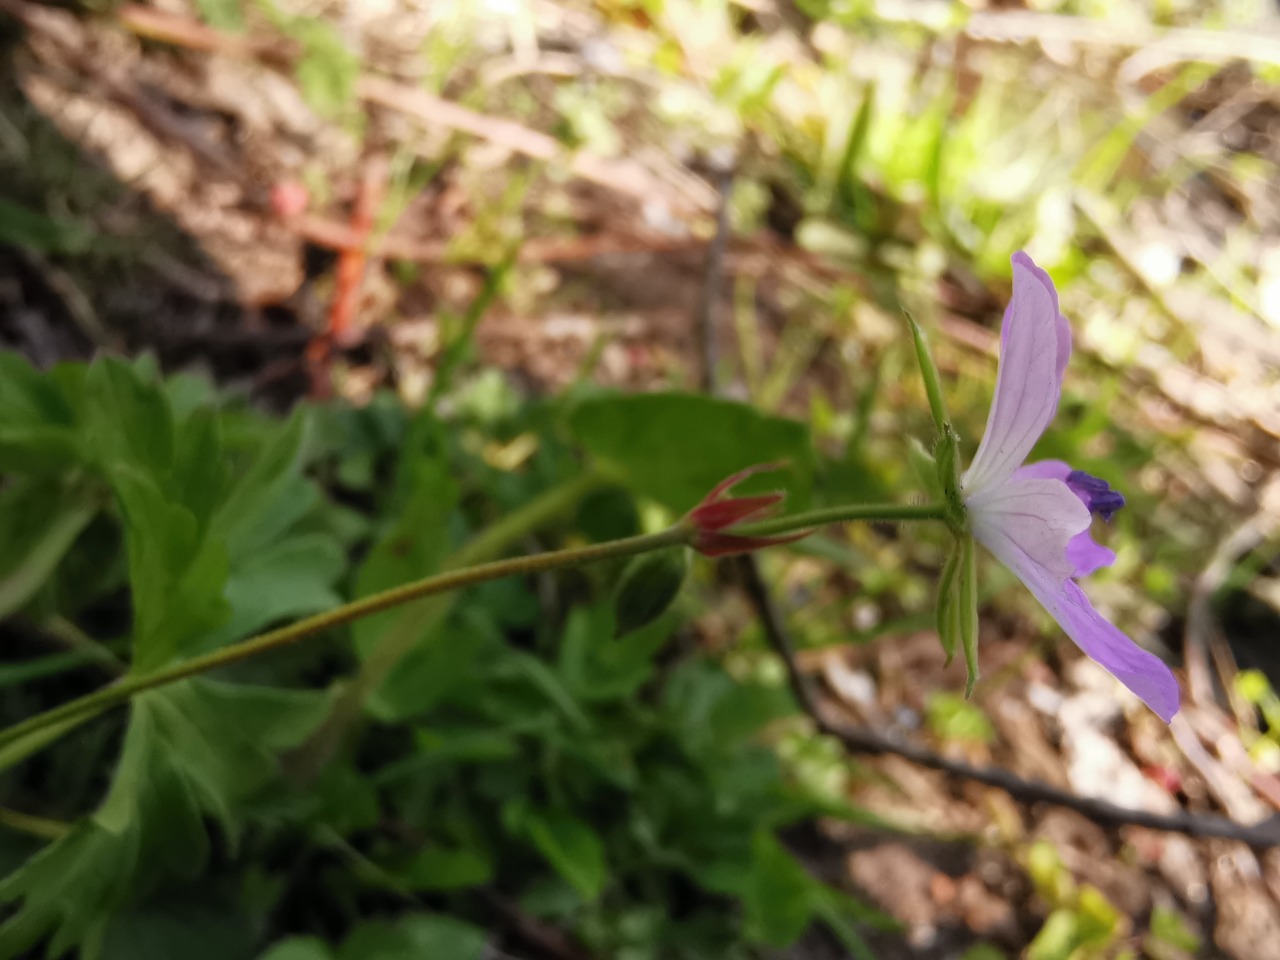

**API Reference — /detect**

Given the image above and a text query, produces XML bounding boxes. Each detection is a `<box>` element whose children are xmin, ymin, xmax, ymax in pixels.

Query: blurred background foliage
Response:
<box><xmin>2</xmin><ymin>0</ymin><xmax>1280</xmax><ymax>957</ymax></box>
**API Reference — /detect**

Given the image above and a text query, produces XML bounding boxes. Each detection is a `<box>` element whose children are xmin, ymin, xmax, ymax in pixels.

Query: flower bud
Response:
<box><xmin>614</xmin><ymin>547</ymin><xmax>689</xmax><ymax>637</ymax></box>
<box><xmin>685</xmin><ymin>463</ymin><xmax>813</xmax><ymax>558</ymax></box>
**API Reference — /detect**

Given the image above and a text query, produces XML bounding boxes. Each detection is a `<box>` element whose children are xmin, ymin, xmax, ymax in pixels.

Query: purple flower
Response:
<box><xmin>961</xmin><ymin>252</ymin><xmax>1180</xmax><ymax>721</ymax></box>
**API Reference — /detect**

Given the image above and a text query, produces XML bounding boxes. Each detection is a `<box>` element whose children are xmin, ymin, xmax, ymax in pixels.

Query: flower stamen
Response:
<box><xmin>1065</xmin><ymin>470</ymin><xmax>1125</xmax><ymax>522</ymax></box>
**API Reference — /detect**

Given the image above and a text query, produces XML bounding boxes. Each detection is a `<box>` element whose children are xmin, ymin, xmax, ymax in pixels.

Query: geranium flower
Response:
<box><xmin>961</xmin><ymin>252</ymin><xmax>1179</xmax><ymax>721</ymax></box>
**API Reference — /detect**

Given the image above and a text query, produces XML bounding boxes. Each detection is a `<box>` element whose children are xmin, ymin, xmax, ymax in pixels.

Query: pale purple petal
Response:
<box><xmin>970</xmin><ymin>492</ymin><xmax>1179</xmax><ymax>721</ymax></box>
<box><xmin>962</xmin><ymin>253</ymin><xmax>1072</xmax><ymax>496</ymax></box>
<box><xmin>1053</xmin><ymin>582</ymin><xmax>1179</xmax><ymax>721</ymax></box>
<box><xmin>1012</xmin><ymin>460</ymin><xmax>1118</xmax><ymax>577</ymax></box>
<box><xmin>1012</xmin><ymin>460</ymin><xmax>1071</xmax><ymax>482</ymax></box>
<box><xmin>1066</xmin><ymin>536</ymin><xmax>1115</xmax><ymax>578</ymax></box>
<box><xmin>967</xmin><ymin>476</ymin><xmax>1091</xmax><ymax>584</ymax></box>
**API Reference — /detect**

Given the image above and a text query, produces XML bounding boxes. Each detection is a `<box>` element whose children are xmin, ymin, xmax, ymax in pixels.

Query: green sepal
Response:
<box><xmin>906</xmin><ymin>314</ymin><xmax>967</xmax><ymax>534</ymax></box>
<box><xmin>904</xmin><ymin>312</ymin><xmax>950</xmax><ymax>439</ymax></box>
<box><xmin>936</xmin><ymin>534</ymin><xmax>980</xmax><ymax>695</ymax></box>
<box><xmin>613</xmin><ymin>547</ymin><xmax>689</xmax><ymax>638</ymax></box>
<box><xmin>907</xmin><ymin>437</ymin><xmax>943</xmax><ymax>503</ymax></box>
<box><xmin>935</xmin><ymin>538</ymin><xmax>962</xmax><ymax>665</ymax></box>
<box><xmin>959</xmin><ymin>535</ymin><xmax>980</xmax><ymax>697</ymax></box>
<box><xmin>934</xmin><ymin>425</ymin><xmax>967</xmax><ymax>533</ymax></box>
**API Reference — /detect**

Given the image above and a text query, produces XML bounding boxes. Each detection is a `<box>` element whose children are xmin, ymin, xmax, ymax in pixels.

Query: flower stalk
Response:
<box><xmin>0</xmin><ymin>526</ymin><xmax>690</xmax><ymax>758</ymax></box>
<box><xmin>0</xmin><ymin>493</ymin><xmax>947</xmax><ymax>759</ymax></box>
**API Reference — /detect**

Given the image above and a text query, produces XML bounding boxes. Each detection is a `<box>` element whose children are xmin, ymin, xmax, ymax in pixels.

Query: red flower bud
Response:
<box><xmin>686</xmin><ymin>463</ymin><xmax>812</xmax><ymax>557</ymax></box>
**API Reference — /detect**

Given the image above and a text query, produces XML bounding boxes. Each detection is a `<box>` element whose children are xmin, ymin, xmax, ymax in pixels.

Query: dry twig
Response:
<box><xmin>734</xmin><ymin>556</ymin><xmax>1280</xmax><ymax>850</ymax></box>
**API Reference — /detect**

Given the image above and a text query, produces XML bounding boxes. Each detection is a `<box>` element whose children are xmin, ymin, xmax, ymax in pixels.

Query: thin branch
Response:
<box><xmin>116</xmin><ymin>2</ymin><xmax>297</xmax><ymax>62</ymax></box>
<box><xmin>696</xmin><ymin>157</ymin><xmax>734</xmax><ymax>393</ymax></box>
<box><xmin>290</xmin><ymin>216</ymin><xmax>713</xmax><ymax>266</ymax></box>
<box><xmin>40</xmin><ymin>616</ymin><xmax>127</xmax><ymax>677</ymax></box>
<box><xmin>0</xmin><ymin>805</ymin><xmax>70</xmax><ymax>840</ymax></box>
<box><xmin>735</xmin><ymin>557</ymin><xmax>1280</xmax><ymax>850</ymax></box>
<box><xmin>962</xmin><ymin>9</ymin><xmax>1280</xmax><ymax>69</ymax></box>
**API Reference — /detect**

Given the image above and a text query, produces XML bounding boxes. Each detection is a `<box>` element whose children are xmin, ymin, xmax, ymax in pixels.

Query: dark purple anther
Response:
<box><xmin>1066</xmin><ymin>470</ymin><xmax>1125</xmax><ymax>522</ymax></box>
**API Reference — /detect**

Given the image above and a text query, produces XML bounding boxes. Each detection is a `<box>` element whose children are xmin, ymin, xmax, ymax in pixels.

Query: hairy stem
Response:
<box><xmin>0</xmin><ymin>496</ymin><xmax>945</xmax><ymax>758</ymax></box>
<box><xmin>736</xmin><ymin>501</ymin><xmax>947</xmax><ymax>537</ymax></box>
<box><xmin>0</xmin><ymin>526</ymin><xmax>690</xmax><ymax>757</ymax></box>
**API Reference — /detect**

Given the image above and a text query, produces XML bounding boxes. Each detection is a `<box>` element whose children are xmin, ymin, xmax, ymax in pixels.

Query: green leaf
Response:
<box><xmin>0</xmin><ymin>713</ymin><xmax>96</xmax><ymax>774</ymax></box>
<box><xmin>832</xmin><ymin>86</ymin><xmax>876</xmax><ymax>213</ymax></box>
<box><xmin>1074</xmin><ymin>885</ymin><xmax>1122</xmax><ymax>947</ymax></box>
<box><xmin>558</xmin><ymin>602</ymin><xmax>671</xmax><ymax>702</ymax></box>
<box><xmin>352</xmin><ymin>455</ymin><xmax>458</xmax><ymax>658</ymax></box>
<box><xmin>0</xmin><ymin>680</ymin><xmax>328</xmax><ymax>959</ymax></box>
<box><xmin>1148</xmin><ymin>904</ymin><xmax>1201</xmax><ymax>952</ymax></box>
<box><xmin>52</xmin><ymin>359</ymin><xmax>241</xmax><ymax>669</ymax></box>
<box><xmin>1025</xmin><ymin>840</ymin><xmax>1073</xmax><ymax>904</ymax></box>
<box><xmin>113</xmin><ymin>467</ymin><xmax>230</xmax><ymax>671</ymax></box>
<box><xmin>925</xmin><ymin>692</ymin><xmax>994</xmax><ymax>744</ymax></box>
<box><xmin>291</xmin><ymin>20</ymin><xmax>360</xmax><ymax>118</ymax></box>
<box><xmin>612</xmin><ymin>548</ymin><xmax>688</xmax><ymax>638</ymax></box>
<box><xmin>193</xmin><ymin>0</ymin><xmax>244</xmax><ymax>31</ymax></box>
<box><xmin>521</xmin><ymin>810</ymin><xmax>607</xmax><ymax>901</ymax></box>
<box><xmin>100</xmin><ymin>887</ymin><xmax>256</xmax><ymax>960</ymax></box>
<box><xmin>258</xmin><ymin>938</ymin><xmax>333</xmax><ymax>960</ymax></box>
<box><xmin>399</xmin><ymin>845</ymin><xmax>493</xmax><ymax>891</ymax></box>
<box><xmin>0</xmin><ymin>354</ymin><xmax>84</xmax><ymax>473</ymax></box>
<box><xmin>83</xmin><ymin>358</ymin><xmax>175</xmax><ymax>483</ymax></box>
<box><xmin>351</xmin><ymin>449</ymin><xmax>462</xmax><ymax>721</ymax></box>
<box><xmin>568</xmin><ymin>392</ymin><xmax>813</xmax><ymax>513</ymax></box>
<box><xmin>370</xmin><ymin>621</ymin><xmax>488</xmax><ymax>723</ymax></box>
<box><xmin>168</xmin><ymin>407</ymin><xmax>231</xmax><ymax>539</ymax></box>
<box><xmin>813</xmin><ymin>886</ymin><xmax>895</xmax><ymax>960</ymax></box>
<box><xmin>214</xmin><ymin>410</ymin><xmax>310</xmax><ymax>561</ymax></box>
<box><xmin>494</xmin><ymin>651</ymin><xmax>593</xmax><ymax>732</ymax></box>
<box><xmin>0</xmin><ymin>477</ymin><xmax>98</xmax><ymax>618</ymax></box>
<box><xmin>401</xmin><ymin>725</ymin><xmax>520</xmax><ymax>769</ymax></box>
<box><xmin>0</xmin><ymin>197</ymin><xmax>92</xmax><ymax>254</ymax></box>
<box><xmin>1026</xmin><ymin>909</ymin><xmax>1081</xmax><ymax>960</ymax></box>
<box><xmin>1236</xmin><ymin>669</ymin><xmax>1272</xmax><ymax>705</ymax></box>
<box><xmin>309</xmin><ymin>765</ymin><xmax>380</xmax><ymax>835</ymax></box>
<box><xmin>338</xmin><ymin>915</ymin><xmax>486</xmax><ymax>960</ymax></box>
<box><xmin>744</xmin><ymin>831</ymin><xmax>815</xmax><ymax>947</ymax></box>
<box><xmin>664</xmin><ymin>660</ymin><xmax>792</xmax><ymax>759</ymax></box>
<box><xmin>195</xmin><ymin>533</ymin><xmax>344</xmax><ymax>654</ymax></box>
<box><xmin>0</xmin><ymin>354</ymin><xmax>74</xmax><ymax>425</ymax></box>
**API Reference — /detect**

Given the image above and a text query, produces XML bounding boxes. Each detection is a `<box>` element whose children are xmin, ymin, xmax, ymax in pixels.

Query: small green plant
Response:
<box><xmin>1024</xmin><ymin>842</ymin><xmax>1126</xmax><ymax>960</ymax></box>
<box><xmin>0</xmin><ymin>354</ymin><xmax>897</xmax><ymax>958</ymax></box>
